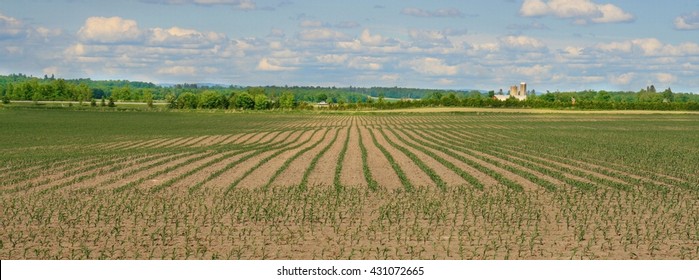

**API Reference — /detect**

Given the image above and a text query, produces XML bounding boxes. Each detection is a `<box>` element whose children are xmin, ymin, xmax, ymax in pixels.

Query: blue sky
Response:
<box><xmin>1</xmin><ymin>0</ymin><xmax>698</xmax><ymax>92</ymax></box>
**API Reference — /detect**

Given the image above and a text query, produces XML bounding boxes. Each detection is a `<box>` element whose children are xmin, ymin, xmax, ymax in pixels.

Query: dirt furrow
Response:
<box><xmin>413</xmin><ymin>129</ymin><xmax>540</xmax><ymax>192</ymax></box>
<box><xmin>204</xmin><ymin>130</ymin><xmax>312</xmax><ymax>189</ymax></box>
<box><xmin>236</xmin><ymin>129</ymin><xmax>328</xmax><ymax>189</ymax></box>
<box><xmin>138</xmin><ymin>152</ymin><xmax>231</xmax><ymax>190</ymax></box>
<box><xmin>307</xmin><ymin>126</ymin><xmax>349</xmax><ymax>187</ymax></box>
<box><xmin>273</xmin><ymin>128</ymin><xmax>340</xmax><ymax>187</ymax></box>
<box><xmin>340</xmin><ymin>120</ymin><xmax>367</xmax><ymax>187</ymax></box>
<box><xmin>384</xmin><ymin>128</ymin><xmax>469</xmax><ymax>187</ymax></box>
<box><xmin>168</xmin><ymin>150</ymin><xmax>256</xmax><ymax>190</ymax></box>
<box><xmin>103</xmin><ymin>152</ymin><xmax>208</xmax><ymax>191</ymax></box>
<box><xmin>357</xmin><ymin>124</ymin><xmax>402</xmax><ymax>189</ymax></box>
<box><xmin>369</xmin><ymin>126</ymin><xmax>435</xmax><ymax>187</ymax></box>
<box><xmin>398</xmin><ymin>129</ymin><xmax>499</xmax><ymax>188</ymax></box>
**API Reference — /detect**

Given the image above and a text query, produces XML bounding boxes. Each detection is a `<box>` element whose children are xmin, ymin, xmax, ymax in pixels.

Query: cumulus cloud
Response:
<box><xmin>78</xmin><ymin>17</ymin><xmax>143</xmax><ymax>44</ymax></box>
<box><xmin>609</xmin><ymin>73</ymin><xmax>635</xmax><ymax>85</ymax></box>
<box><xmin>500</xmin><ymin>35</ymin><xmax>546</xmax><ymax>50</ymax></box>
<box><xmin>0</xmin><ymin>12</ymin><xmax>26</xmax><ymax>39</ymax></box>
<box><xmin>656</xmin><ymin>73</ymin><xmax>677</xmax><ymax>84</ymax></box>
<box><xmin>674</xmin><ymin>11</ymin><xmax>699</xmax><ymax>30</ymax></box>
<box><xmin>359</xmin><ymin>29</ymin><xmax>384</xmax><ymax>46</ymax></box>
<box><xmin>157</xmin><ymin>65</ymin><xmax>196</xmax><ymax>76</ymax></box>
<box><xmin>520</xmin><ymin>0</ymin><xmax>633</xmax><ymax>24</ymax></box>
<box><xmin>149</xmin><ymin>27</ymin><xmax>225</xmax><ymax>47</ymax></box>
<box><xmin>347</xmin><ymin>56</ymin><xmax>383</xmax><ymax>71</ymax></box>
<box><xmin>401</xmin><ymin>7</ymin><xmax>463</xmax><ymax>18</ymax></box>
<box><xmin>405</xmin><ymin>57</ymin><xmax>459</xmax><ymax>76</ymax></box>
<box><xmin>596</xmin><ymin>38</ymin><xmax>699</xmax><ymax>57</ymax></box>
<box><xmin>297</xmin><ymin>28</ymin><xmax>347</xmax><ymax>41</ymax></box>
<box><xmin>256</xmin><ymin>57</ymin><xmax>296</xmax><ymax>71</ymax></box>
<box><xmin>316</xmin><ymin>54</ymin><xmax>347</xmax><ymax>64</ymax></box>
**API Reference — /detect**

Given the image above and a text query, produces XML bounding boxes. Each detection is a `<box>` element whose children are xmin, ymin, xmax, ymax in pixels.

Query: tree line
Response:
<box><xmin>1</xmin><ymin>74</ymin><xmax>697</xmax><ymax>111</ymax></box>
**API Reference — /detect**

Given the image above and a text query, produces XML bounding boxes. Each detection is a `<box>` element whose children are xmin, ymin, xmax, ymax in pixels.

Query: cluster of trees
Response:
<box><xmin>2</xmin><ymin>74</ymin><xmax>698</xmax><ymax>111</ymax></box>
<box><xmin>167</xmin><ymin>88</ymin><xmax>296</xmax><ymax>110</ymax></box>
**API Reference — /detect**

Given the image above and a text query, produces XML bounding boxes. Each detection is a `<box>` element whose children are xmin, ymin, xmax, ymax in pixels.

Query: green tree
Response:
<box><xmin>254</xmin><ymin>94</ymin><xmax>269</xmax><ymax>110</ymax></box>
<box><xmin>176</xmin><ymin>92</ymin><xmax>198</xmax><ymax>109</ymax></box>
<box><xmin>662</xmin><ymin>88</ymin><xmax>674</xmax><ymax>102</ymax></box>
<box><xmin>77</xmin><ymin>83</ymin><xmax>91</xmax><ymax>105</ymax></box>
<box><xmin>198</xmin><ymin>90</ymin><xmax>224</xmax><ymax>109</ymax></box>
<box><xmin>235</xmin><ymin>92</ymin><xmax>254</xmax><ymax>110</ymax></box>
<box><xmin>32</xmin><ymin>91</ymin><xmax>41</xmax><ymax>105</ymax></box>
<box><xmin>143</xmin><ymin>91</ymin><xmax>154</xmax><ymax>108</ymax></box>
<box><xmin>108</xmin><ymin>97</ymin><xmax>116</xmax><ymax>107</ymax></box>
<box><xmin>280</xmin><ymin>91</ymin><xmax>295</xmax><ymax>109</ymax></box>
<box><xmin>165</xmin><ymin>93</ymin><xmax>176</xmax><ymax>108</ymax></box>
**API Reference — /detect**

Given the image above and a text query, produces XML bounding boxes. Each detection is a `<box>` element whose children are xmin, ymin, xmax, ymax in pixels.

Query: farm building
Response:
<box><xmin>494</xmin><ymin>82</ymin><xmax>528</xmax><ymax>101</ymax></box>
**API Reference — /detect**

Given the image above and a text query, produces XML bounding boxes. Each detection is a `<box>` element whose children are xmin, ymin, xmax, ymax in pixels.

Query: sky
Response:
<box><xmin>1</xmin><ymin>0</ymin><xmax>698</xmax><ymax>92</ymax></box>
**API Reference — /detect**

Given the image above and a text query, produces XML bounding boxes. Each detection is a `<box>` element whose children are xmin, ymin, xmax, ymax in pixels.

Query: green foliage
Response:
<box><xmin>198</xmin><ymin>90</ymin><xmax>226</xmax><ymax>109</ymax></box>
<box><xmin>253</xmin><ymin>94</ymin><xmax>269</xmax><ymax>110</ymax></box>
<box><xmin>280</xmin><ymin>91</ymin><xmax>295</xmax><ymax>109</ymax></box>
<box><xmin>235</xmin><ymin>92</ymin><xmax>254</xmax><ymax>110</ymax></box>
<box><xmin>176</xmin><ymin>92</ymin><xmax>198</xmax><ymax>109</ymax></box>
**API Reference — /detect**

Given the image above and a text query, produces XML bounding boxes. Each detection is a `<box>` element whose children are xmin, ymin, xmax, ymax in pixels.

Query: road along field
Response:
<box><xmin>1</xmin><ymin>109</ymin><xmax>697</xmax><ymax>259</ymax></box>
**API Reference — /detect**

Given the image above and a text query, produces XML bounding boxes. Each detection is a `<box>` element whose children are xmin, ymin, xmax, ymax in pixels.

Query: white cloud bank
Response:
<box><xmin>520</xmin><ymin>0</ymin><xmax>634</xmax><ymax>24</ymax></box>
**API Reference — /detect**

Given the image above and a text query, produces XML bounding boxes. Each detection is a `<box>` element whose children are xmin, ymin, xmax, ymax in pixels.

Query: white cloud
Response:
<box><xmin>380</xmin><ymin>74</ymin><xmax>400</xmax><ymax>82</ymax></box>
<box><xmin>297</xmin><ymin>28</ymin><xmax>347</xmax><ymax>41</ymax></box>
<box><xmin>316</xmin><ymin>54</ymin><xmax>347</xmax><ymax>64</ymax></box>
<box><xmin>157</xmin><ymin>65</ymin><xmax>196</xmax><ymax>76</ymax></box>
<box><xmin>512</xmin><ymin>64</ymin><xmax>552</xmax><ymax>77</ymax></box>
<box><xmin>347</xmin><ymin>56</ymin><xmax>383</xmax><ymax>71</ymax></box>
<box><xmin>359</xmin><ymin>29</ymin><xmax>384</xmax><ymax>46</ymax></box>
<box><xmin>564</xmin><ymin>46</ymin><xmax>584</xmax><ymax>56</ymax></box>
<box><xmin>256</xmin><ymin>57</ymin><xmax>296</xmax><ymax>71</ymax></box>
<box><xmin>405</xmin><ymin>57</ymin><xmax>459</xmax><ymax>76</ymax></box>
<box><xmin>401</xmin><ymin>7</ymin><xmax>463</xmax><ymax>18</ymax></box>
<box><xmin>148</xmin><ymin>27</ymin><xmax>225</xmax><ymax>47</ymax></box>
<box><xmin>520</xmin><ymin>0</ymin><xmax>633</xmax><ymax>24</ymax></box>
<box><xmin>596</xmin><ymin>38</ymin><xmax>699</xmax><ymax>57</ymax></box>
<box><xmin>0</xmin><ymin>12</ymin><xmax>26</xmax><ymax>39</ymax></box>
<box><xmin>674</xmin><ymin>11</ymin><xmax>699</xmax><ymax>30</ymax></box>
<box><xmin>656</xmin><ymin>73</ymin><xmax>677</xmax><ymax>84</ymax></box>
<box><xmin>500</xmin><ymin>35</ymin><xmax>545</xmax><ymax>50</ymax></box>
<box><xmin>609</xmin><ymin>73</ymin><xmax>635</xmax><ymax>85</ymax></box>
<box><xmin>78</xmin><ymin>17</ymin><xmax>143</xmax><ymax>44</ymax></box>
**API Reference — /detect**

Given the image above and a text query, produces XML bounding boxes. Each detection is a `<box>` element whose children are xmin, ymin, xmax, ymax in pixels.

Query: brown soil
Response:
<box><xmin>368</xmin><ymin>126</ymin><xmax>435</xmax><ymax>187</ymax></box>
<box><xmin>306</xmin><ymin>126</ymin><xmax>349</xmax><ymax>187</ymax></box>
<box><xmin>272</xmin><ymin>128</ymin><xmax>339</xmax><ymax>187</ymax></box>
<box><xmin>356</xmin><ymin>124</ymin><xmax>402</xmax><ymax>189</ymax></box>
<box><xmin>340</xmin><ymin>119</ymin><xmax>368</xmax><ymax>187</ymax></box>
<box><xmin>169</xmin><ymin>150</ymin><xmax>256</xmax><ymax>190</ymax></box>
<box><xmin>409</xmin><ymin>129</ymin><xmax>540</xmax><ymax>192</ymax></box>
<box><xmin>237</xmin><ymin>129</ymin><xmax>327</xmax><ymax>189</ymax></box>
<box><xmin>204</xmin><ymin>130</ymin><xmax>312</xmax><ymax>190</ymax></box>
<box><xmin>138</xmin><ymin>152</ymin><xmax>230</xmax><ymax>190</ymax></box>
<box><xmin>384</xmin><ymin>129</ymin><xmax>469</xmax><ymax>187</ymax></box>
<box><xmin>102</xmin><ymin>152</ymin><xmax>209</xmax><ymax>191</ymax></box>
<box><xmin>398</xmin><ymin>129</ymin><xmax>499</xmax><ymax>188</ymax></box>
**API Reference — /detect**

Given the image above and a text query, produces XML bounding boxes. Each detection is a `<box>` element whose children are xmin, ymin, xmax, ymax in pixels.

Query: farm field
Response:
<box><xmin>0</xmin><ymin>108</ymin><xmax>698</xmax><ymax>259</ymax></box>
